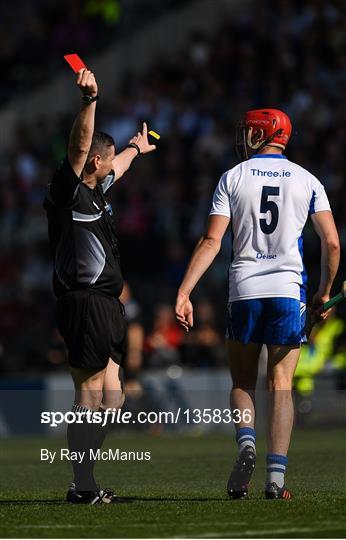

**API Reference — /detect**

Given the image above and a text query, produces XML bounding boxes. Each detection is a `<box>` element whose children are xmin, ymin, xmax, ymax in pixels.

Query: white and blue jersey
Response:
<box><xmin>210</xmin><ymin>153</ymin><xmax>331</xmax><ymax>345</ymax></box>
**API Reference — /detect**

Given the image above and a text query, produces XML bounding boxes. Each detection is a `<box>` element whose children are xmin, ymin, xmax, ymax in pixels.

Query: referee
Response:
<box><xmin>44</xmin><ymin>68</ymin><xmax>156</xmax><ymax>503</ymax></box>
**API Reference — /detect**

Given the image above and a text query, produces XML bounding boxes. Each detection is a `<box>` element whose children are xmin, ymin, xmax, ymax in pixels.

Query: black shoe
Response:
<box><xmin>66</xmin><ymin>482</ymin><xmax>78</xmax><ymax>503</ymax></box>
<box><xmin>99</xmin><ymin>488</ymin><xmax>118</xmax><ymax>503</ymax></box>
<box><xmin>227</xmin><ymin>445</ymin><xmax>256</xmax><ymax>500</ymax></box>
<box><xmin>66</xmin><ymin>483</ymin><xmax>102</xmax><ymax>504</ymax></box>
<box><xmin>265</xmin><ymin>482</ymin><xmax>292</xmax><ymax>500</ymax></box>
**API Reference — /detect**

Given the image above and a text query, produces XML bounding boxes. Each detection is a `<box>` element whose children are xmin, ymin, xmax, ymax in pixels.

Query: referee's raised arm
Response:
<box><xmin>67</xmin><ymin>69</ymin><xmax>99</xmax><ymax>178</ymax></box>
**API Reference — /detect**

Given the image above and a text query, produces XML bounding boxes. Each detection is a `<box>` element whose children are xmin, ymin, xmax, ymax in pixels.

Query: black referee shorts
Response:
<box><xmin>56</xmin><ymin>289</ymin><xmax>127</xmax><ymax>370</ymax></box>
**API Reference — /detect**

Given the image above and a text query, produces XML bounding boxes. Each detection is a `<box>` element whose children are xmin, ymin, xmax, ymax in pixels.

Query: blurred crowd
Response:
<box><xmin>0</xmin><ymin>0</ymin><xmax>346</xmax><ymax>381</ymax></box>
<box><xmin>0</xmin><ymin>0</ymin><xmax>187</xmax><ymax>105</ymax></box>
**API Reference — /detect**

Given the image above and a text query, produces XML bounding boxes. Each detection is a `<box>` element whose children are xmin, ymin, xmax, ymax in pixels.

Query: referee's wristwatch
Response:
<box><xmin>82</xmin><ymin>94</ymin><xmax>99</xmax><ymax>105</ymax></box>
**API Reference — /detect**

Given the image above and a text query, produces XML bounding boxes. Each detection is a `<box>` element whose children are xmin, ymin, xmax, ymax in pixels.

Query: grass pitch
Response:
<box><xmin>0</xmin><ymin>429</ymin><xmax>345</xmax><ymax>538</ymax></box>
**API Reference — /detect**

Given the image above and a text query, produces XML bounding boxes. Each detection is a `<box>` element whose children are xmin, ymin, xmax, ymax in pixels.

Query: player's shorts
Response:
<box><xmin>226</xmin><ymin>297</ymin><xmax>306</xmax><ymax>345</ymax></box>
<box><xmin>56</xmin><ymin>289</ymin><xmax>127</xmax><ymax>369</ymax></box>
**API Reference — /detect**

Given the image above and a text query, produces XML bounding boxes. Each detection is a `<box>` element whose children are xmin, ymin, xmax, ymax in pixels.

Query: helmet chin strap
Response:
<box><xmin>256</xmin><ymin>128</ymin><xmax>284</xmax><ymax>153</ymax></box>
<box><xmin>264</xmin><ymin>143</ymin><xmax>285</xmax><ymax>150</ymax></box>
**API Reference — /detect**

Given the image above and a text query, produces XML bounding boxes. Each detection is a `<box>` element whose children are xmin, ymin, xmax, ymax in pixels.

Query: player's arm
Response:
<box><xmin>111</xmin><ymin>122</ymin><xmax>156</xmax><ymax>180</ymax></box>
<box><xmin>67</xmin><ymin>69</ymin><xmax>98</xmax><ymax>177</ymax></box>
<box><xmin>311</xmin><ymin>210</ymin><xmax>340</xmax><ymax>319</ymax></box>
<box><xmin>175</xmin><ymin>215</ymin><xmax>230</xmax><ymax>331</ymax></box>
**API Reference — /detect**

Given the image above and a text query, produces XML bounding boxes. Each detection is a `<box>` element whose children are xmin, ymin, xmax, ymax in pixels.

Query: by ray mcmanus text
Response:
<box><xmin>40</xmin><ymin>448</ymin><xmax>152</xmax><ymax>463</ymax></box>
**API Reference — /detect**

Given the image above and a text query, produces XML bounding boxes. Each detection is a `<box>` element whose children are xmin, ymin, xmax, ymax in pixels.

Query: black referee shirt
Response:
<box><xmin>44</xmin><ymin>157</ymin><xmax>124</xmax><ymax>298</ymax></box>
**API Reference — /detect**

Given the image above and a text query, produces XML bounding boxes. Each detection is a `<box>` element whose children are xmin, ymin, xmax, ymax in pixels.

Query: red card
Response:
<box><xmin>64</xmin><ymin>54</ymin><xmax>87</xmax><ymax>73</ymax></box>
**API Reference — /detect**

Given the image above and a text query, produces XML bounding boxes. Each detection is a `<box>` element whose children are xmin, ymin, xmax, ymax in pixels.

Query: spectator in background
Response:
<box><xmin>145</xmin><ymin>304</ymin><xmax>183</xmax><ymax>369</ymax></box>
<box><xmin>119</xmin><ymin>282</ymin><xmax>163</xmax><ymax>430</ymax></box>
<box><xmin>119</xmin><ymin>282</ymin><xmax>144</xmax><ymax>383</ymax></box>
<box><xmin>181</xmin><ymin>299</ymin><xmax>224</xmax><ymax>368</ymax></box>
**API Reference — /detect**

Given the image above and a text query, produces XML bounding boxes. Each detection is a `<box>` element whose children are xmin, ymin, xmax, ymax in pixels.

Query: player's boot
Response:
<box><xmin>66</xmin><ymin>483</ymin><xmax>102</xmax><ymax>504</ymax></box>
<box><xmin>66</xmin><ymin>482</ymin><xmax>78</xmax><ymax>502</ymax></box>
<box><xmin>265</xmin><ymin>482</ymin><xmax>292</xmax><ymax>500</ymax></box>
<box><xmin>66</xmin><ymin>482</ymin><xmax>118</xmax><ymax>504</ymax></box>
<box><xmin>99</xmin><ymin>488</ymin><xmax>118</xmax><ymax>503</ymax></box>
<box><xmin>227</xmin><ymin>445</ymin><xmax>256</xmax><ymax>499</ymax></box>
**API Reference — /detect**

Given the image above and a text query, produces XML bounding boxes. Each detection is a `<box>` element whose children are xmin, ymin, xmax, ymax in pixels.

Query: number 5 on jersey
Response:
<box><xmin>259</xmin><ymin>186</ymin><xmax>280</xmax><ymax>234</ymax></box>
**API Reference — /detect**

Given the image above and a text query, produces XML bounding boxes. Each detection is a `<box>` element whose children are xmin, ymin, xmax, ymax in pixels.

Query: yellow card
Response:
<box><xmin>148</xmin><ymin>130</ymin><xmax>161</xmax><ymax>140</ymax></box>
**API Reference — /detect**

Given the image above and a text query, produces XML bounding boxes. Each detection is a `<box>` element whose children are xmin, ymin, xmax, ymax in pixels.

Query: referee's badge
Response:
<box><xmin>104</xmin><ymin>202</ymin><xmax>113</xmax><ymax>216</ymax></box>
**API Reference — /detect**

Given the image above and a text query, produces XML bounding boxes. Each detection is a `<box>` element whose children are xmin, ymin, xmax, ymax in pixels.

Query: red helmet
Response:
<box><xmin>236</xmin><ymin>108</ymin><xmax>292</xmax><ymax>161</ymax></box>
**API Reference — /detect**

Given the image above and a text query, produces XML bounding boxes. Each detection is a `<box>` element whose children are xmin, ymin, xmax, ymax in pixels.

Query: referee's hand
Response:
<box><xmin>128</xmin><ymin>122</ymin><xmax>156</xmax><ymax>154</ymax></box>
<box><xmin>175</xmin><ymin>292</ymin><xmax>193</xmax><ymax>332</ymax></box>
<box><xmin>76</xmin><ymin>68</ymin><xmax>98</xmax><ymax>97</ymax></box>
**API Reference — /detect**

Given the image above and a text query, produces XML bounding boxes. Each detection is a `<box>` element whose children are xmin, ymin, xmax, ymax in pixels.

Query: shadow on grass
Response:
<box><xmin>0</xmin><ymin>495</ymin><xmax>229</xmax><ymax>505</ymax></box>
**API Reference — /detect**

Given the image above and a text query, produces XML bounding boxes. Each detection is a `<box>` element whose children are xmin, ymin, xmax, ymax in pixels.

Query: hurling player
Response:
<box><xmin>175</xmin><ymin>109</ymin><xmax>339</xmax><ymax>499</ymax></box>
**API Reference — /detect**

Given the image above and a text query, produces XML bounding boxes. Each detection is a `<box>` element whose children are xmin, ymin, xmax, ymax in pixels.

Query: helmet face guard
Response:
<box><xmin>235</xmin><ymin>121</ymin><xmax>249</xmax><ymax>161</ymax></box>
<box><xmin>236</xmin><ymin>121</ymin><xmax>271</xmax><ymax>161</ymax></box>
<box><xmin>235</xmin><ymin>108</ymin><xmax>292</xmax><ymax>161</ymax></box>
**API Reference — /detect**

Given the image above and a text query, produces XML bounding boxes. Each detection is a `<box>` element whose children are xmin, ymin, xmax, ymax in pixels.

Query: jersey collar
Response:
<box><xmin>250</xmin><ymin>154</ymin><xmax>287</xmax><ymax>159</ymax></box>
